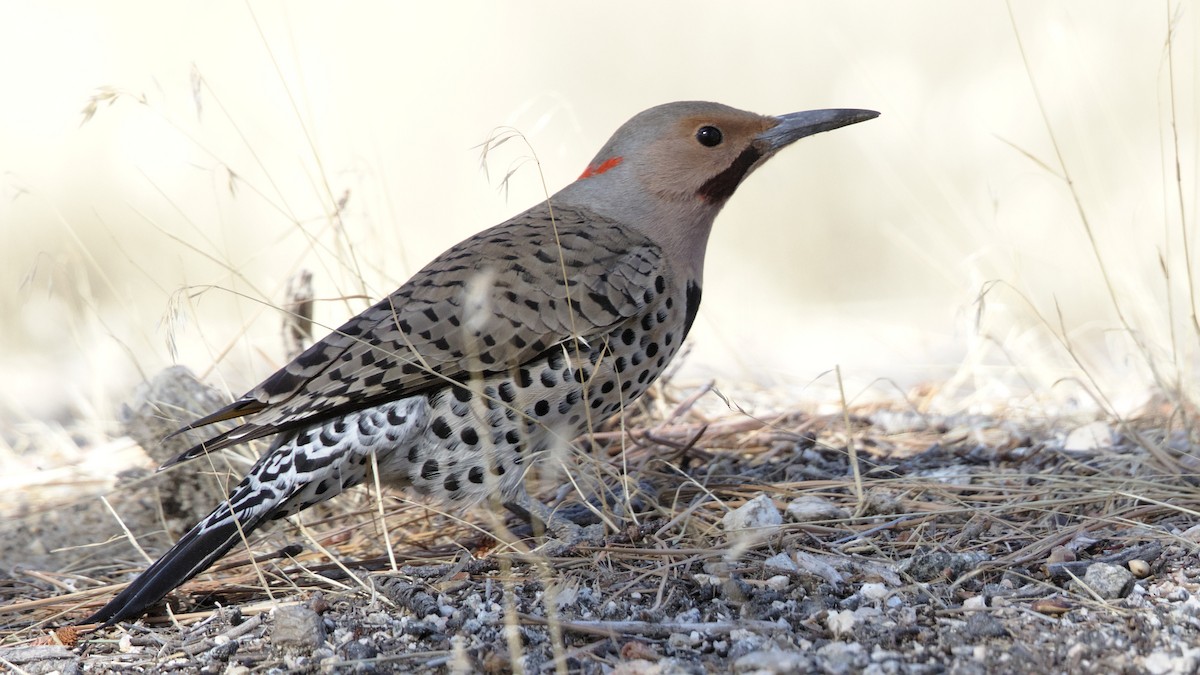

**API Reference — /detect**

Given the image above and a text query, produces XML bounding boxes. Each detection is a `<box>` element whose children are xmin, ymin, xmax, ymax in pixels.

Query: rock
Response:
<box><xmin>733</xmin><ymin>649</ymin><xmax>814</xmax><ymax>674</ymax></box>
<box><xmin>859</xmin><ymin>582</ymin><xmax>890</xmax><ymax>603</ymax></box>
<box><xmin>1074</xmin><ymin>562</ymin><xmax>1134</xmax><ymax>600</ymax></box>
<box><xmin>763</xmin><ymin>552</ymin><xmax>798</xmax><ymax>573</ymax></box>
<box><xmin>273</xmin><ymin>605</ymin><xmax>327</xmax><ymax>652</ymax></box>
<box><xmin>904</xmin><ymin>551</ymin><xmax>990</xmax><ymax>582</ymax></box>
<box><xmin>827</xmin><ymin>609</ymin><xmax>857</xmax><ymax>637</ymax></box>
<box><xmin>785</xmin><ymin>496</ymin><xmax>849</xmax><ymax>523</ymax></box>
<box><xmin>794</xmin><ymin>551</ymin><xmax>845</xmax><ymax>588</ymax></box>
<box><xmin>964</xmin><ymin>612</ymin><xmax>1009</xmax><ymax>639</ymax></box>
<box><xmin>816</xmin><ymin>642</ymin><xmax>868</xmax><ymax>675</ymax></box>
<box><xmin>723</xmin><ymin>495</ymin><xmax>783</xmax><ymax>537</ymax></box>
<box><xmin>765</xmin><ymin>575</ymin><xmax>791</xmax><ymax>591</ymax></box>
<box><xmin>118</xmin><ymin>366</ymin><xmax>237</xmax><ymax>537</ymax></box>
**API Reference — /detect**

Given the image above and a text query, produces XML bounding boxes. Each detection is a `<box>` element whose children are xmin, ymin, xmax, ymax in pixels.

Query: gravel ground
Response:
<box><xmin>3</xmin><ymin>369</ymin><xmax>1200</xmax><ymax>673</ymax></box>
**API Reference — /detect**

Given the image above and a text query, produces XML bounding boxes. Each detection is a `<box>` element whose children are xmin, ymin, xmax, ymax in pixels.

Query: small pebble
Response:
<box><xmin>273</xmin><ymin>605</ymin><xmax>327</xmax><ymax>652</ymax></box>
<box><xmin>722</xmin><ymin>494</ymin><xmax>783</xmax><ymax>537</ymax></box>
<box><xmin>785</xmin><ymin>496</ymin><xmax>849</xmax><ymax>523</ymax></box>
<box><xmin>1073</xmin><ymin>563</ymin><xmax>1134</xmax><ymax>600</ymax></box>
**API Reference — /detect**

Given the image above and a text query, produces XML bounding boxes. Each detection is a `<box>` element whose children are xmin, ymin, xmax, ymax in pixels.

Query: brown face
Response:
<box><xmin>640</xmin><ymin>111</ymin><xmax>778</xmax><ymax>203</ymax></box>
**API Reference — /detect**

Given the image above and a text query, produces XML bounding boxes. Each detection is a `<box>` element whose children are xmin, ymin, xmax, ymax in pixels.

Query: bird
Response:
<box><xmin>81</xmin><ymin>101</ymin><xmax>878</xmax><ymax>626</ymax></box>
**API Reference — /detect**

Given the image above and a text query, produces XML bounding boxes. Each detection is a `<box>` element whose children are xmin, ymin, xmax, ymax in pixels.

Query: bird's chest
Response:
<box><xmin>404</xmin><ymin>287</ymin><xmax>690</xmax><ymax>503</ymax></box>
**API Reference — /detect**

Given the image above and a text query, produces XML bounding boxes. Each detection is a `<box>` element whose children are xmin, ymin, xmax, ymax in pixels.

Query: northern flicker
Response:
<box><xmin>82</xmin><ymin>101</ymin><xmax>877</xmax><ymax>626</ymax></box>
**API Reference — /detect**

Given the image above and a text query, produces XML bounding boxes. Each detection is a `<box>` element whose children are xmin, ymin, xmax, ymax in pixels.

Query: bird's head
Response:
<box><xmin>559</xmin><ymin>101</ymin><xmax>878</xmax><ymax>277</ymax></box>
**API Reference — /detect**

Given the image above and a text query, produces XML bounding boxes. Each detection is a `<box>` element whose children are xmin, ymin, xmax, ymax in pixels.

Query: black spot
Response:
<box><xmin>631</xmin><ymin>353</ymin><xmax>643</xmax><ymax>367</ymax></box>
<box><xmin>621</xmin><ymin>380</ymin><xmax>632</xmax><ymax>392</ymax></box>
<box><xmin>295</xmin><ymin>348</ymin><xmax>326</xmax><ymax>368</ymax></box>
<box><xmin>483</xmin><ymin>334</ymin><xmax>496</xmax><ymax>347</ymax></box>
<box><xmin>621</xmin><ymin>328</ymin><xmax>636</xmax><ymax>345</ymax></box>
<box><xmin>461</xmin><ymin>427</ymin><xmax>479</xmax><ymax>445</ymax></box>
<box><xmin>601</xmin><ymin>381</ymin><xmax>614</xmax><ymax>394</ymax></box>
<box><xmin>468</xmin><ymin>467</ymin><xmax>484</xmax><ymax>484</ymax></box>
<box><xmin>512</xmin><ymin>334</ymin><xmax>527</xmax><ymax>349</ymax></box>
<box><xmin>641</xmin><ymin>314</ymin><xmax>654</xmax><ymax>331</ymax></box>
<box><xmin>656</xmin><ymin>308</ymin><xmax>668</xmax><ymax>323</ymax></box>
<box><xmin>498</xmin><ymin>381</ymin><xmax>516</xmax><ymax>403</ymax></box>
<box><xmin>332</xmin><ymin>418</ymin><xmax>347</xmax><ymax>434</ymax></box>
<box><xmin>492</xmin><ymin>462</ymin><xmax>507</xmax><ymax>476</ymax></box>
<box><xmin>407</xmin><ymin>446</ymin><xmax>420</xmax><ymax>463</ymax></box>
<box><xmin>363</xmin><ymin>372</ymin><xmax>385</xmax><ymax>388</ymax></box>
<box><xmin>664</xmin><ymin>332</ymin><xmax>674</xmax><ymax>346</ymax></box>
<box><xmin>615</xmin><ymin>356</ymin><xmax>627</xmax><ymax>373</ymax></box>
<box><xmin>665</xmin><ymin>297</ymin><xmax>674</xmax><ymax>309</ymax></box>
<box><xmin>431</xmin><ymin>417</ymin><xmax>452</xmax><ymax>439</ymax></box>
<box><xmin>646</xmin><ymin>342</ymin><xmax>659</xmax><ymax>358</ymax></box>
<box><xmin>505</xmin><ymin>429</ymin><xmax>521</xmax><ymax>445</ymax></box>
<box><xmin>421</xmin><ymin>459</ymin><xmax>439</xmax><ymax>480</ymax></box>
<box><xmin>453</xmin><ymin>386</ymin><xmax>472</xmax><ymax>403</ymax></box>
<box><xmin>443</xmin><ymin>474</ymin><xmax>460</xmax><ymax>493</ymax></box>
<box><xmin>517</xmin><ymin>368</ymin><xmax>533</xmax><ymax>388</ymax></box>
<box><xmin>422</xmin><ymin>308</ymin><xmax>439</xmax><ymax>322</ymax></box>
<box><xmin>357</xmin><ymin>416</ymin><xmax>375</xmax><ymax>436</ymax></box>
<box><xmin>534</xmin><ymin>399</ymin><xmax>550</xmax><ymax>416</ymax></box>
<box><xmin>655</xmin><ymin>275</ymin><xmax>666</xmax><ymax>294</ymax></box>
<box><xmin>540</xmin><ymin>369</ymin><xmax>557</xmax><ymax>387</ymax></box>
<box><xmin>637</xmin><ymin>370</ymin><xmax>650</xmax><ymax>384</ymax></box>
<box><xmin>558</xmin><ymin>398</ymin><xmax>572</xmax><ymax>414</ymax></box>
<box><xmin>315</xmin><ymin>480</ymin><xmax>331</xmax><ymax>496</ymax></box>
<box><xmin>684</xmin><ymin>282</ymin><xmax>702</xmax><ymax>337</ymax></box>
<box><xmin>590</xmin><ymin>397</ymin><xmax>604</xmax><ymax>409</ymax></box>
<box><xmin>588</xmin><ymin>292</ymin><xmax>620</xmax><ymax>317</ymax></box>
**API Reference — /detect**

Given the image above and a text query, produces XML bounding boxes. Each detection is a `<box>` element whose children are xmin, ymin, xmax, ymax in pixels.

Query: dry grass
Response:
<box><xmin>3</xmin><ymin>378</ymin><xmax>1198</xmax><ymax>646</ymax></box>
<box><xmin>2</xmin><ymin>7</ymin><xmax>1199</xmax><ymax>671</ymax></box>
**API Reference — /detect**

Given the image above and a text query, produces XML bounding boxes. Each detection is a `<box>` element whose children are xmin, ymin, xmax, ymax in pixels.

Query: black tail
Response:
<box><xmin>82</xmin><ymin>484</ymin><xmax>300</xmax><ymax>627</ymax></box>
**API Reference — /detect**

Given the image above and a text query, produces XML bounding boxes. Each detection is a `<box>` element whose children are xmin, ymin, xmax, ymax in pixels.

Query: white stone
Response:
<box><xmin>723</xmin><ymin>494</ymin><xmax>784</xmax><ymax>535</ymax></box>
<box><xmin>785</xmin><ymin>496</ymin><xmax>849</xmax><ymax>523</ymax></box>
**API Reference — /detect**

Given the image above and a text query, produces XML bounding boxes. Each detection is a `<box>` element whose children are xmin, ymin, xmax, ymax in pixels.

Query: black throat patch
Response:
<box><xmin>683</xmin><ymin>281</ymin><xmax>702</xmax><ymax>338</ymax></box>
<box><xmin>697</xmin><ymin>145</ymin><xmax>762</xmax><ymax>203</ymax></box>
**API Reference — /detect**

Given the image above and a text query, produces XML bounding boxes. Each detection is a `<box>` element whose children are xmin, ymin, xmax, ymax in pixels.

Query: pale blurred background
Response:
<box><xmin>1</xmin><ymin>1</ymin><xmax>1196</xmax><ymax>443</ymax></box>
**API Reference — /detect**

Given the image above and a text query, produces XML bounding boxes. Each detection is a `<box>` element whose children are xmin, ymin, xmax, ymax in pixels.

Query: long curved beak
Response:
<box><xmin>758</xmin><ymin>108</ymin><xmax>880</xmax><ymax>152</ymax></box>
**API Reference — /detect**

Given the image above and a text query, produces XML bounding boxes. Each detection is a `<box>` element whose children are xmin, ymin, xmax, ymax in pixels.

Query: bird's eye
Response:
<box><xmin>696</xmin><ymin>126</ymin><xmax>723</xmax><ymax>147</ymax></box>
